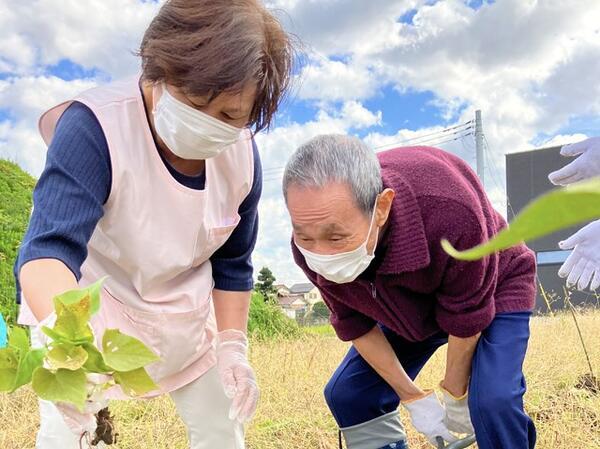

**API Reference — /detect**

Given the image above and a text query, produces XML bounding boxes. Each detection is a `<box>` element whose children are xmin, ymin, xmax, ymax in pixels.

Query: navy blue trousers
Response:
<box><xmin>325</xmin><ymin>312</ymin><xmax>537</xmax><ymax>449</ymax></box>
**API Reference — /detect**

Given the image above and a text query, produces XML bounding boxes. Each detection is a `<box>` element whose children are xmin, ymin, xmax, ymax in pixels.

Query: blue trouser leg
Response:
<box><xmin>326</xmin><ymin>313</ymin><xmax>536</xmax><ymax>449</ymax></box>
<box><xmin>324</xmin><ymin>326</ymin><xmax>448</xmax><ymax>448</ymax></box>
<box><xmin>469</xmin><ymin>312</ymin><xmax>536</xmax><ymax>449</ymax></box>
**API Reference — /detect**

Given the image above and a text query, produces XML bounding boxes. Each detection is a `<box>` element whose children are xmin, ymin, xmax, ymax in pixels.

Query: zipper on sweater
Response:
<box><xmin>370</xmin><ymin>282</ymin><xmax>377</xmax><ymax>299</ymax></box>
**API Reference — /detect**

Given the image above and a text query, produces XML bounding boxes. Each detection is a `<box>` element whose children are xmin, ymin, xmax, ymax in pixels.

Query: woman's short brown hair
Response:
<box><xmin>139</xmin><ymin>0</ymin><xmax>295</xmax><ymax>133</ymax></box>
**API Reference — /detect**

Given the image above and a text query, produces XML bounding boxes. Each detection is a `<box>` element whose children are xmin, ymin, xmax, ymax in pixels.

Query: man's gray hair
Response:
<box><xmin>282</xmin><ymin>134</ymin><xmax>383</xmax><ymax>215</ymax></box>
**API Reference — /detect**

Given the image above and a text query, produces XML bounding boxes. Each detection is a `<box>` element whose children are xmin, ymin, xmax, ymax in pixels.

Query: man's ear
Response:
<box><xmin>376</xmin><ymin>188</ymin><xmax>395</xmax><ymax>227</ymax></box>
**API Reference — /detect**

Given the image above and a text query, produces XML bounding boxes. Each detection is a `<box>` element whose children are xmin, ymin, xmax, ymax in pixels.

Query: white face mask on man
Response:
<box><xmin>152</xmin><ymin>83</ymin><xmax>243</xmax><ymax>160</ymax></box>
<box><xmin>294</xmin><ymin>202</ymin><xmax>380</xmax><ymax>284</ymax></box>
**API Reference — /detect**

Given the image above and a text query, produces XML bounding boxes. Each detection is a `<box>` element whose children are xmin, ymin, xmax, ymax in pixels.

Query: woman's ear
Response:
<box><xmin>376</xmin><ymin>188</ymin><xmax>395</xmax><ymax>227</ymax></box>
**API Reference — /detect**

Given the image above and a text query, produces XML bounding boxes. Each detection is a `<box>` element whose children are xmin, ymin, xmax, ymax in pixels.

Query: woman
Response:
<box><xmin>283</xmin><ymin>135</ymin><xmax>537</xmax><ymax>449</ymax></box>
<box><xmin>15</xmin><ymin>1</ymin><xmax>294</xmax><ymax>448</ymax></box>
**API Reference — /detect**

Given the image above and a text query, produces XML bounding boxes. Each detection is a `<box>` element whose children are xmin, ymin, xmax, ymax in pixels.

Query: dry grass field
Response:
<box><xmin>1</xmin><ymin>312</ymin><xmax>599</xmax><ymax>449</ymax></box>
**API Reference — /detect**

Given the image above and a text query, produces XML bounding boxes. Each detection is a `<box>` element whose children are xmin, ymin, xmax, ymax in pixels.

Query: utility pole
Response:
<box><xmin>475</xmin><ymin>109</ymin><xmax>485</xmax><ymax>187</ymax></box>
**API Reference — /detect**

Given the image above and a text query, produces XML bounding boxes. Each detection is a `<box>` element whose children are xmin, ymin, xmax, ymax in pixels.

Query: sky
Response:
<box><xmin>1</xmin><ymin>0</ymin><xmax>599</xmax><ymax>285</ymax></box>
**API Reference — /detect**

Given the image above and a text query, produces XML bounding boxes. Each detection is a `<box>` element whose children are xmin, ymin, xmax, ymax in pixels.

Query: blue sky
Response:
<box><xmin>0</xmin><ymin>0</ymin><xmax>598</xmax><ymax>283</ymax></box>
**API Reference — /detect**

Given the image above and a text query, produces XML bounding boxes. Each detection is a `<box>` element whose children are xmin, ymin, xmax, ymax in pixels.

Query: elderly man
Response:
<box><xmin>283</xmin><ymin>135</ymin><xmax>537</xmax><ymax>449</ymax></box>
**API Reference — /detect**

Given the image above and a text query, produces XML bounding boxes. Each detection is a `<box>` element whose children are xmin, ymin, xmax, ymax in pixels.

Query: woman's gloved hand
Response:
<box><xmin>558</xmin><ymin>220</ymin><xmax>600</xmax><ymax>291</ymax></box>
<box><xmin>216</xmin><ymin>329</ymin><xmax>259</xmax><ymax>423</ymax></box>
<box><xmin>401</xmin><ymin>390</ymin><xmax>458</xmax><ymax>446</ymax></box>
<box><xmin>31</xmin><ymin>312</ymin><xmax>57</xmax><ymax>348</ymax></box>
<box><xmin>55</xmin><ymin>374</ymin><xmax>110</xmax><ymax>436</ymax></box>
<box><xmin>440</xmin><ymin>383</ymin><xmax>474</xmax><ymax>435</ymax></box>
<box><xmin>548</xmin><ymin>137</ymin><xmax>600</xmax><ymax>186</ymax></box>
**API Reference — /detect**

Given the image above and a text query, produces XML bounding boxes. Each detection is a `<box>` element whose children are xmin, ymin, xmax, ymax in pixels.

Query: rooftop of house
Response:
<box><xmin>278</xmin><ymin>294</ymin><xmax>307</xmax><ymax>306</ymax></box>
<box><xmin>289</xmin><ymin>282</ymin><xmax>315</xmax><ymax>294</ymax></box>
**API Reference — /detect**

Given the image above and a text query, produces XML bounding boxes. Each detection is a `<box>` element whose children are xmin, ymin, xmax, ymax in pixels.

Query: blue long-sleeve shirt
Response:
<box><xmin>15</xmin><ymin>102</ymin><xmax>261</xmax><ymax>301</ymax></box>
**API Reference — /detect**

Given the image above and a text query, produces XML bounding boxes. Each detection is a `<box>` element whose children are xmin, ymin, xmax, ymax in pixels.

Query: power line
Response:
<box><xmin>261</xmin><ymin>130</ymin><xmax>476</xmax><ymax>184</ymax></box>
<box><xmin>389</xmin><ymin>127</ymin><xmax>474</xmax><ymax>148</ymax></box>
<box><xmin>371</xmin><ymin>121</ymin><xmax>474</xmax><ymax>151</ymax></box>
<box><xmin>259</xmin><ymin>120</ymin><xmax>475</xmax><ymax>174</ymax></box>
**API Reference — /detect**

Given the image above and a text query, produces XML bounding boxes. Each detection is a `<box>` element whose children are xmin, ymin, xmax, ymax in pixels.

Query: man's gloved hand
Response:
<box><xmin>401</xmin><ymin>390</ymin><xmax>458</xmax><ymax>446</ymax></box>
<box><xmin>558</xmin><ymin>220</ymin><xmax>600</xmax><ymax>291</ymax></box>
<box><xmin>216</xmin><ymin>329</ymin><xmax>259</xmax><ymax>423</ymax></box>
<box><xmin>548</xmin><ymin>137</ymin><xmax>600</xmax><ymax>186</ymax></box>
<box><xmin>440</xmin><ymin>384</ymin><xmax>474</xmax><ymax>435</ymax></box>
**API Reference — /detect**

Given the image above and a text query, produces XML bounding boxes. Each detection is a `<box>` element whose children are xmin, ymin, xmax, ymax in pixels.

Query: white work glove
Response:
<box><xmin>31</xmin><ymin>312</ymin><xmax>57</xmax><ymax>348</ymax></box>
<box><xmin>401</xmin><ymin>390</ymin><xmax>458</xmax><ymax>446</ymax></box>
<box><xmin>56</xmin><ymin>374</ymin><xmax>110</xmax><ymax>436</ymax></box>
<box><xmin>548</xmin><ymin>137</ymin><xmax>600</xmax><ymax>186</ymax></box>
<box><xmin>558</xmin><ymin>220</ymin><xmax>600</xmax><ymax>291</ymax></box>
<box><xmin>440</xmin><ymin>384</ymin><xmax>474</xmax><ymax>435</ymax></box>
<box><xmin>216</xmin><ymin>329</ymin><xmax>259</xmax><ymax>423</ymax></box>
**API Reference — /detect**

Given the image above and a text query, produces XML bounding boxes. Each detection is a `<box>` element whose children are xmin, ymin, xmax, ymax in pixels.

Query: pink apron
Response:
<box><xmin>19</xmin><ymin>75</ymin><xmax>254</xmax><ymax>397</ymax></box>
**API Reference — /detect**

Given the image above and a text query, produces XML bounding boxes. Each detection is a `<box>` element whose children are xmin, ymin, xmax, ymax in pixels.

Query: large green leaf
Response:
<box><xmin>57</xmin><ymin>278</ymin><xmax>106</xmax><ymax>316</ymax></box>
<box><xmin>113</xmin><ymin>367</ymin><xmax>158</xmax><ymax>397</ymax></box>
<box><xmin>102</xmin><ymin>329</ymin><xmax>159</xmax><ymax>372</ymax></box>
<box><xmin>8</xmin><ymin>327</ymin><xmax>30</xmax><ymax>355</ymax></box>
<box><xmin>12</xmin><ymin>348</ymin><xmax>46</xmax><ymax>391</ymax></box>
<box><xmin>442</xmin><ymin>177</ymin><xmax>600</xmax><ymax>261</ymax></box>
<box><xmin>52</xmin><ymin>294</ymin><xmax>94</xmax><ymax>344</ymax></box>
<box><xmin>31</xmin><ymin>367</ymin><xmax>87</xmax><ymax>410</ymax></box>
<box><xmin>82</xmin><ymin>343</ymin><xmax>112</xmax><ymax>374</ymax></box>
<box><xmin>0</xmin><ymin>347</ymin><xmax>18</xmax><ymax>391</ymax></box>
<box><xmin>47</xmin><ymin>344</ymin><xmax>88</xmax><ymax>371</ymax></box>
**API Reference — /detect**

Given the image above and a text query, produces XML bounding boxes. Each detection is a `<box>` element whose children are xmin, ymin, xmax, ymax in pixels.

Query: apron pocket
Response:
<box><xmin>93</xmin><ymin>294</ymin><xmax>212</xmax><ymax>383</ymax></box>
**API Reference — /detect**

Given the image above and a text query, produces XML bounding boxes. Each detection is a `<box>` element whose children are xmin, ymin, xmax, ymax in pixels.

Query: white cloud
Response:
<box><xmin>0</xmin><ymin>0</ymin><xmax>160</xmax><ymax>77</ymax></box>
<box><xmin>536</xmin><ymin>133</ymin><xmax>589</xmax><ymax>149</ymax></box>
<box><xmin>296</xmin><ymin>56</ymin><xmax>379</xmax><ymax>102</ymax></box>
<box><xmin>0</xmin><ymin>76</ymin><xmax>98</xmax><ymax>175</ymax></box>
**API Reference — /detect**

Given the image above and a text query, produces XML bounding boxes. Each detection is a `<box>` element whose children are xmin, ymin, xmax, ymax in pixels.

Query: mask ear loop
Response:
<box><xmin>151</xmin><ymin>82</ymin><xmax>165</xmax><ymax>115</ymax></box>
<box><xmin>366</xmin><ymin>194</ymin><xmax>381</xmax><ymax>254</ymax></box>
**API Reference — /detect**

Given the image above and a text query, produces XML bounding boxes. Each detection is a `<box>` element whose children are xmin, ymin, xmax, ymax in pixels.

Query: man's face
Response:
<box><xmin>286</xmin><ymin>182</ymin><xmax>379</xmax><ymax>256</ymax></box>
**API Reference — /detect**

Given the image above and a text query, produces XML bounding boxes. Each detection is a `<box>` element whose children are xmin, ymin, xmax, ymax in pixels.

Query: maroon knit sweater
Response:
<box><xmin>292</xmin><ymin>146</ymin><xmax>537</xmax><ymax>341</ymax></box>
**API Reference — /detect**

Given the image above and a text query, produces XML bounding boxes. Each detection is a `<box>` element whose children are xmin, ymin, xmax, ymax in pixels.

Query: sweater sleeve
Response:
<box><xmin>434</xmin><ymin>203</ymin><xmax>498</xmax><ymax>338</ymax></box>
<box><xmin>291</xmin><ymin>242</ymin><xmax>377</xmax><ymax>341</ymax></box>
<box><xmin>210</xmin><ymin>139</ymin><xmax>262</xmax><ymax>291</ymax></box>
<box><xmin>15</xmin><ymin>102</ymin><xmax>111</xmax><ymax>296</ymax></box>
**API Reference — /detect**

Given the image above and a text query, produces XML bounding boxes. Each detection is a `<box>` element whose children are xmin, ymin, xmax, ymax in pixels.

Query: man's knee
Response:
<box><xmin>324</xmin><ymin>373</ymin><xmax>363</xmax><ymax>414</ymax></box>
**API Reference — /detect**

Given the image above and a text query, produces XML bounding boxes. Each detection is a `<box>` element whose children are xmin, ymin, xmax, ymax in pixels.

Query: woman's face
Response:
<box><xmin>167</xmin><ymin>82</ymin><xmax>257</xmax><ymax>129</ymax></box>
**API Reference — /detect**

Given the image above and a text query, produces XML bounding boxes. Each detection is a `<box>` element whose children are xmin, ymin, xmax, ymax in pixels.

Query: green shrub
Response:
<box><xmin>248</xmin><ymin>292</ymin><xmax>301</xmax><ymax>340</ymax></box>
<box><xmin>0</xmin><ymin>160</ymin><xmax>35</xmax><ymax>324</ymax></box>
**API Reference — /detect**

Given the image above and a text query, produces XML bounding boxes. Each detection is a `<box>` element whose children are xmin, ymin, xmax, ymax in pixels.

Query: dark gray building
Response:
<box><xmin>505</xmin><ymin>146</ymin><xmax>598</xmax><ymax>313</ymax></box>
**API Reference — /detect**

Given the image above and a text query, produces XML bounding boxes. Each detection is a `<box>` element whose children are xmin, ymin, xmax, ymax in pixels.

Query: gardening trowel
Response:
<box><xmin>436</xmin><ymin>435</ymin><xmax>477</xmax><ymax>449</ymax></box>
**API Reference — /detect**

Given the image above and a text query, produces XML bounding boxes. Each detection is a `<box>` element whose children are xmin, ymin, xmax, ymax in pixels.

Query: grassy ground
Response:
<box><xmin>0</xmin><ymin>160</ymin><xmax>35</xmax><ymax>323</ymax></box>
<box><xmin>1</xmin><ymin>312</ymin><xmax>599</xmax><ymax>449</ymax></box>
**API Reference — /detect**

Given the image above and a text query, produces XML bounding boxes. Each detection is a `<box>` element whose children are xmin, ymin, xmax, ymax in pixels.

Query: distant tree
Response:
<box><xmin>311</xmin><ymin>301</ymin><xmax>331</xmax><ymax>319</ymax></box>
<box><xmin>255</xmin><ymin>266</ymin><xmax>277</xmax><ymax>301</ymax></box>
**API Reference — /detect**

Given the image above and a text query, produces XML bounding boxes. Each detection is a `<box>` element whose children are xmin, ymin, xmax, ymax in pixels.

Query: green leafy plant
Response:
<box><xmin>442</xmin><ymin>177</ymin><xmax>600</xmax><ymax>260</ymax></box>
<box><xmin>0</xmin><ymin>278</ymin><xmax>160</xmax><ymax>445</ymax></box>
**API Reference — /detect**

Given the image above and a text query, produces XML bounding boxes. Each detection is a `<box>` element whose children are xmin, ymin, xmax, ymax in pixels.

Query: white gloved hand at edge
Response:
<box><xmin>548</xmin><ymin>137</ymin><xmax>600</xmax><ymax>186</ymax></box>
<box><xmin>558</xmin><ymin>220</ymin><xmax>600</xmax><ymax>291</ymax></box>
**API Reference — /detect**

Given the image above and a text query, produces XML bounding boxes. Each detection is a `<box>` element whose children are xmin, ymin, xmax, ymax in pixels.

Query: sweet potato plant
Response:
<box><xmin>0</xmin><ymin>279</ymin><xmax>159</xmax><ymax>446</ymax></box>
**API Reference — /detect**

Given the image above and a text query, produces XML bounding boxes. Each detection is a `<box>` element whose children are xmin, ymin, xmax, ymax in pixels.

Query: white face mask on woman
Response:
<box><xmin>294</xmin><ymin>203</ymin><xmax>379</xmax><ymax>284</ymax></box>
<box><xmin>152</xmin><ymin>83</ymin><xmax>243</xmax><ymax>160</ymax></box>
